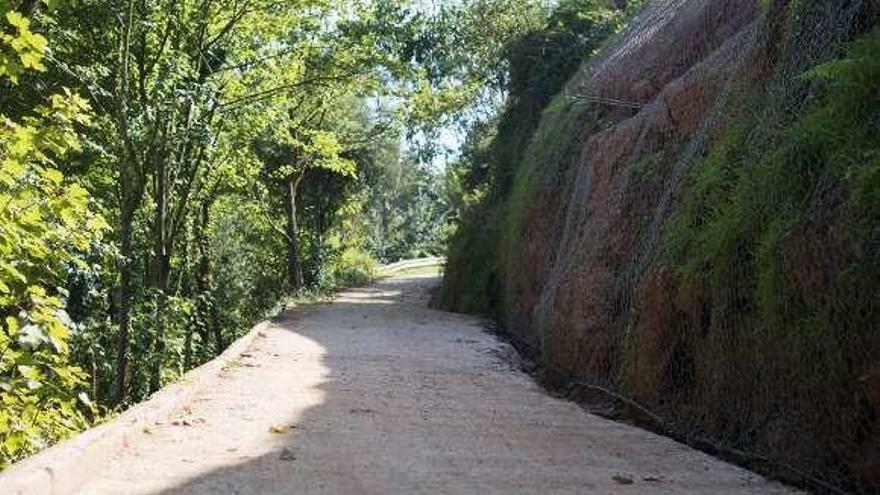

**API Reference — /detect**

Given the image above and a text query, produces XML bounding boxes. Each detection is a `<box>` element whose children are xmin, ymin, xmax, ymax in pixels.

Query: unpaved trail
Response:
<box><xmin>70</xmin><ymin>275</ymin><xmax>794</xmax><ymax>494</ymax></box>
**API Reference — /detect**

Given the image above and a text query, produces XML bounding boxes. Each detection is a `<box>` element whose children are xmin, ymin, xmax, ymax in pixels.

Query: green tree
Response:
<box><xmin>0</xmin><ymin>0</ymin><xmax>556</xmax><ymax>467</ymax></box>
<box><xmin>0</xmin><ymin>4</ymin><xmax>106</xmax><ymax>467</ymax></box>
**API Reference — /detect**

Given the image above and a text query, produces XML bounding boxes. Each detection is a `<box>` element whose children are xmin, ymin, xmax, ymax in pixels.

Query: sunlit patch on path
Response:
<box><xmin>65</xmin><ymin>276</ymin><xmax>796</xmax><ymax>494</ymax></box>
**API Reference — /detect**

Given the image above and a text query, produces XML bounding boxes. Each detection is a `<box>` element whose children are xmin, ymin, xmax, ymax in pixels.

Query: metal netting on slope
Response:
<box><xmin>562</xmin><ymin>0</ymin><xmax>701</xmax><ymax>105</ymax></box>
<box><xmin>513</xmin><ymin>0</ymin><xmax>879</xmax><ymax>493</ymax></box>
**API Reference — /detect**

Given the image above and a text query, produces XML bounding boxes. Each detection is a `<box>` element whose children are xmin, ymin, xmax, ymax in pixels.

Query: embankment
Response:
<box><xmin>442</xmin><ymin>1</ymin><xmax>880</xmax><ymax>492</ymax></box>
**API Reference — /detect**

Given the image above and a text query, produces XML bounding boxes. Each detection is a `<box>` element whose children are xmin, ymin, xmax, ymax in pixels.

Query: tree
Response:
<box><xmin>0</xmin><ymin>4</ymin><xmax>106</xmax><ymax>467</ymax></box>
<box><xmin>0</xmin><ymin>0</ymin><xmax>554</xmax><ymax>467</ymax></box>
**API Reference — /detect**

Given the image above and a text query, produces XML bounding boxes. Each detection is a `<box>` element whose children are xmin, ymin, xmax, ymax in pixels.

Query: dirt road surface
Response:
<box><xmin>62</xmin><ymin>275</ymin><xmax>795</xmax><ymax>494</ymax></box>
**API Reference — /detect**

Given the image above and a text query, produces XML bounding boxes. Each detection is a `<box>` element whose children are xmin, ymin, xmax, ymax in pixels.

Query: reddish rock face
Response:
<box><xmin>850</xmin><ymin>363</ymin><xmax>880</xmax><ymax>489</ymax></box>
<box><xmin>505</xmin><ymin>0</ymin><xmax>761</xmax><ymax>378</ymax></box>
<box><xmin>587</xmin><ymin>0</ymin><xmax>757</xmax><ymax>101</ymax></box>
<box><xmin>491</xmin><ymin>0</ymin><xmax>880</xmax><ymax>491</ymax></box>
<box><xmin>628</xmin><ymin>265</ymin><xmax>679</xmax><ymax>402</ymax></box>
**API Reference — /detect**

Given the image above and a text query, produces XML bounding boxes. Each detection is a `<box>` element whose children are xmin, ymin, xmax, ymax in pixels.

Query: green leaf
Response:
<box><xmin>41</xmin><ymin>167</ymin><xmax>63</xmax><ymax>184</ymax></box>
<box><xmin>5</xmin><ymin>10</ymin><xmax>28</xmax><ymax>30</ymax></box>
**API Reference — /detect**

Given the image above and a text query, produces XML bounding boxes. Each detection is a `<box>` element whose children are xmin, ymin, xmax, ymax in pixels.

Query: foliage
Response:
<box><xmin>0</xmin><ymin>10</ymin><xmax>47</xmax><ymax>82</ymax></box>
<box><xmin>360</xmin><ymin>141</ymin><xmax>453</xmax><ymax>263</ymax></box>
<box><xmin>664</xmin><ymin>26</ymin><xmax>880</xmax><ymax>336</ymax></box>
<box><xmin>660</xmin><ymin>24</ymin><xmax>880</xmax><ymax>416</ymax></box>
<box><xmin>442</xmin><ymin>0</ymin><xmax>627</xmax><ymax>316</ymax></box>
<box><xmin>0</xmin><ymin>0</ymin><xmax>555</xmax><ymax>469</ymax></box>
<box><xmin>0</xmin><ymin>3</ymin><xmax>106</xmax><ymax>467</ymax></box>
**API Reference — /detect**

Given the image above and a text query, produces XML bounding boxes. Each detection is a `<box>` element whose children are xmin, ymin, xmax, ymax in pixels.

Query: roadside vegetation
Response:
<box><xmin>6</xmin><ymin>1</ymin><xmax>876</xmax><ymax>491</ymax></box>
<box><xmin>442</xmin><ymin>0</ymin><xmax>637</xmax><ymax>314</ymax></box>
<box><xmin>441</xmin><ymin>0</ymin><xmax>880</xmax><ymax>491</ymax></box>
<box><xmin>0</xmin><ymin>0</ymin><xmax>565</xmax><ymax>467</ymax></box>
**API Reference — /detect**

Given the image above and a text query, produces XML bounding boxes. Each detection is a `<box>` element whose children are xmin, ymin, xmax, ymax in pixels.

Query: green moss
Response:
<box><xmin>657</xmin><ymin>29</ymin><xmax>880</xmax><ymax>460</ymax></box>
<box><xmin>504</xmin><ymin>97</ymin><xmax>591</xmax><ymax>258</ymax></box>
<box><xmin>441</xmin><ymin>96</ymin><xmax>593</xmax><ymax>319</ymax></box>
<box><xmin>664</xmin><ymin>26</ymin><xmax>880</xmax><ymax>329</ymax></box>
<box><xmin>623</xmin><ymin>150</ymin><xmax>664</xmax><ymax>180</ymax></box>
<box><xmin>440</xmin><ymin>202</ymin><xmax>503</xmax><ymax>315</ymax></box>
<box><xmin>441</xmin><ymin>0</ymin><xmax>632</xmax><ymax>318</ymax></box>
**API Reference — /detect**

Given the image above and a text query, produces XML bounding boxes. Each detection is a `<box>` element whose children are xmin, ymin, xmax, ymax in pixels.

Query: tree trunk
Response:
<box><xmin>149</xmin><ymin>159</ymin><xmax>171</xmax><ymax>393</ymax></box>
<box><xmin>112</xmin><ymin>0</ymin><xmax>139</xmax><ymax>406</ymax></box>
<box><xmin>212</xmin><ymin>307</ymin><xmax>223</xmax><ymax>355</ymax></box>
<box><xmin>195</xmin><ymin>201</ymin><xmax>212</xmax><ymax>360</ymax></box>
<box><xmin>113</xmin><ymin>205</ymin><xmax>135</xmax><ymax>405</ymax></box>
<box><xmin>381</xmin><ymin>196</ymin><xmax>390</xmax><ymax>261</ymax></box>
<box><xmin>182</xmin><ymin>215</ymin><xmax>194</xmax><ymax>370</ymax></box>
<box><xmin>285</xmin><ymin>174</ymin><xmax>304</xmax><ymax>292</ymax></box>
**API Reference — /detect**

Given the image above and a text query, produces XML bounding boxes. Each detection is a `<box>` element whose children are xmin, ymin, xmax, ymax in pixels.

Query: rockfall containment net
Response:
<box><xmin>493</xmin><ymin>0</ymin><xmax>879</xmax><ymax>493</ymax></box>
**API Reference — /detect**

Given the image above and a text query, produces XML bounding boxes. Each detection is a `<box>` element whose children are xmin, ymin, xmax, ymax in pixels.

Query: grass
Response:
<box><xmin>391</xmin><ymin>264</ymin><xmax>444</xmax><ymax>277</ymax></box>
<box><xmin>377</xmin><ymin>259</ymin><xmax>445</xmax><ymax>279</ymax></box>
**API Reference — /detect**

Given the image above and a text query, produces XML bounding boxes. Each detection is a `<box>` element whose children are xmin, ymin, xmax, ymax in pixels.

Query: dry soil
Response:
<box><xmin>73</xmin><ymin>275</ymin><xmax>797</xmax><ymax>495</ymax></box>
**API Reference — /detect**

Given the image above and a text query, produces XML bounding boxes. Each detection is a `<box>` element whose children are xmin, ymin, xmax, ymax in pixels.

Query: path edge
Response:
<box><xmin>0</xmin><ymin>318</ymin><xmax>274</xmax><ymax>495</ymax></box>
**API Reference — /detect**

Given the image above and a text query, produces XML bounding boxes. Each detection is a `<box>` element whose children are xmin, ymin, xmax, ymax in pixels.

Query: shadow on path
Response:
<box><xmin>86</xmin><ymin>276</ymin><xmax>792</xmax><ymax>495</ymax></box>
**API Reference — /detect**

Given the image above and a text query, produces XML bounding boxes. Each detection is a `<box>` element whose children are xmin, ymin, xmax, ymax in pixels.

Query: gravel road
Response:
<box><xmin>72</xmin><ymin>275</ymin><xmax>796</xmax><ymax>495</ymax></box>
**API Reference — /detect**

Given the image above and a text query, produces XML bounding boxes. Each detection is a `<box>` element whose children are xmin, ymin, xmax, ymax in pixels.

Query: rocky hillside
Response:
<box><xmin>442</xmin><ymin>0</ymin><xmax>880</xmax><ymax>492</ymax></box>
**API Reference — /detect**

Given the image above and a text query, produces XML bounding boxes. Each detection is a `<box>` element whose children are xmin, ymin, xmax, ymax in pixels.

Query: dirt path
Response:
<box><xmin>70</xmin><ymin>275</ymin><xmax>794</xmax><ymax>494</ymax></box>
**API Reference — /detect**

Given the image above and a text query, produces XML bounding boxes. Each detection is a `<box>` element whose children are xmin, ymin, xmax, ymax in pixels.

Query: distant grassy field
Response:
<box><xmin>377</xmin><ymin>258</ymin><xmax>445</xmax><ymax>279</ymax></box>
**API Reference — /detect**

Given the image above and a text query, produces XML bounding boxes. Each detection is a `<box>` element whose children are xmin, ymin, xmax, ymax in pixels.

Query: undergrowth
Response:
<box><xmin>659</xmin><ymin>25</ymin><xmax>880</xmax><ymax>489</ymax></box>
<box><xmin>441</xmin><ymin>0</ymin><xmax>627</xmax><ymax>317</ymax></box>
<box><xmin>504</xmin><ymin>97</ymin><xmax>592</xmax><ymax>261</ymax></box>
<box><xmin>664</xmin><ymin>25</ymin><xmax>880</xmax><ymax>353</ymax></box>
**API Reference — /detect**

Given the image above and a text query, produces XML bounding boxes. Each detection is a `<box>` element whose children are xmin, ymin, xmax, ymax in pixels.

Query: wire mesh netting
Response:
<box><xmin>493</xmin><ymin>0</ymin><xmax>879</xmax><ymax>493</ymax></box>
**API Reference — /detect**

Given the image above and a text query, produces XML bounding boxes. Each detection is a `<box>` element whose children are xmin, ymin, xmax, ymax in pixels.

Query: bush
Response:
<box><xmin>318</xmin><ymin>247</ymin><xmax>377</xmax><ymax>291</ymax></box>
